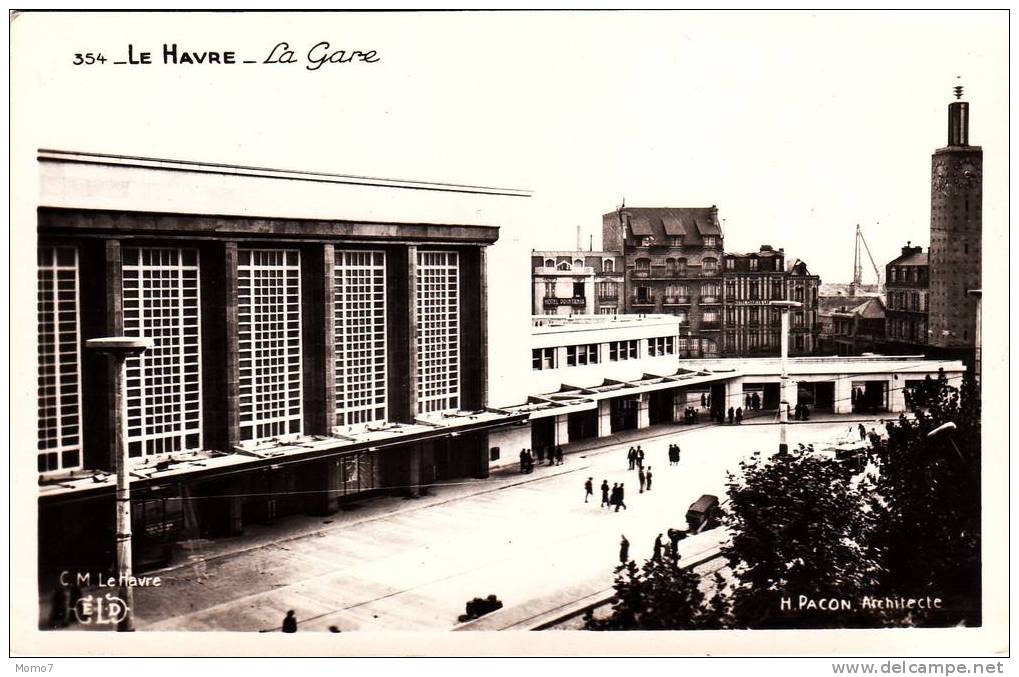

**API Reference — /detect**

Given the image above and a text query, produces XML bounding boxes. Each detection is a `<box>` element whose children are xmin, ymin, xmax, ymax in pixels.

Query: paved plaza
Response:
<box><xmin>134</xmin><ymin>418</ymin><xmax>880</xmax><ymax>632</ymax></box>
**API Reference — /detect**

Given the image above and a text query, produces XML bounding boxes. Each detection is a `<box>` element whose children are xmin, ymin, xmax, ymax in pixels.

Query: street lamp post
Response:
<box><xmin>770</xmin><ymin>301</ymin><xmax>802</xmax><ymax>453</ymax></box>
<box><xmin>86</xmin><ymin>336</ymin><xmax>152</xmax><ymax>632</ymax></box>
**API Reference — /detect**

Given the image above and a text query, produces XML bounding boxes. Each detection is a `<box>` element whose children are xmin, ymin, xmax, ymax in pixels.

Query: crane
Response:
<box><xmin>851</xmin><ymin>224</ymin><xmax>882</xmax><ymax>293</ymax></box>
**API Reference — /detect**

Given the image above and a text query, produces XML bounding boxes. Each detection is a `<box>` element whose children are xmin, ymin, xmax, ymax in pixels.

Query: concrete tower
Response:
<box><xmin>928</xmin><ymin>84</ymin><xmax>982</xmax><ymax>349</ymax></box>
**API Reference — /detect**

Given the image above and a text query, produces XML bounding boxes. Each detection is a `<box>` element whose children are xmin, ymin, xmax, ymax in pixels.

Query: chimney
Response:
<box><xmin>576</xmin><ymin>225</ymin><xmax>582</xmax><ymax>250</ymax></box>
<box><xmin>947</xmin><ymin>82</ymin><xmax>969</xmax><ymax>146</ymax></box>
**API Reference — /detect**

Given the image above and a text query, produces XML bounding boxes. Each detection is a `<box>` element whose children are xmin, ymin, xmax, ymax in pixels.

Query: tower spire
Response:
<box><xmin>947</xmin><ymin>77</ymin><xmax>969</xmax><ymax>147</ymax></box>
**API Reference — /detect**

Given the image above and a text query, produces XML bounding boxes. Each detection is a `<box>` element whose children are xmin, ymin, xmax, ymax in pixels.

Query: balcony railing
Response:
<box><xmin>598</xmin><ymin>293</ymin><xmax>619</xmax><ymax>301</ymax></box>
<box><xmin>662</xmin><ymin>296</ymin><xmax>691</xmax><ymax>305</ymax></box>
<box><xmin>632</xmin><ymin>270</ymin><xmax>650</xmax><ymax>278</ymax></box>
<box><xmin>631</xmin><ymin>296</ymin><xmax>655</xmax><ymax>306</ymax></box>
<box><xmin>699</xmin><ymin>295</ymin><xmax>721</xmax><ymax>304</ymax></box>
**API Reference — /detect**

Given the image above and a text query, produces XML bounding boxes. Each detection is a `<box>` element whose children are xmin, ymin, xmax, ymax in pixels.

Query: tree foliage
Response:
<box><xmin>720</xmin><ymin>445</ymin><xmax>883</xmax><ymax>628</ymax></box>
<box><xmin>870</xmin><ymin>371</ymin><xmax>981</xmax><ymax>626</ymax></box>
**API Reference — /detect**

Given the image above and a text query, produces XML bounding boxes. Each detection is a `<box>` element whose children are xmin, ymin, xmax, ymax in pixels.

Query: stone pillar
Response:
<box><xmin>834</xmin><ymin>375</ymin><xmax>852</xmax><ymax>414</ymax></box>
<box><xmin>637</xmin><ymin>393</ymin><xmax>650</xmax><ymax>429</ymax></box>
<box><xmin>407</xmin><ymin>445</ymin><xmax>422</xmax><ymax>498</ymax></box>
<box><xmin>226</xmin><ymin>477</ymin><xmax>245</xmax><ymax>534</ymax></box>
<box><xmin>555</xmin><ymin>414</ymin><xmax>570</xmax><ymax>446</ymax></box>
<box><xmin>597</xmin><ymin>399</ymin><xmax>612</xmax><ymax>438</ymax></box>
<box><xmin>888</xmin><ymin>377</ymin><xmax>906</xmax><ymax>413</ymax></box>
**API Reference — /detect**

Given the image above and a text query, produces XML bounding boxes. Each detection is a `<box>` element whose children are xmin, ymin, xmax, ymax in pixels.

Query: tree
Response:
<box><xmin>585</xmin><ymin>553</ymin><xmax>719</xmax><ymax>630</ymax></box>
<box><xmin>870</xmin><ymin>372</ymin><xmax>981</xmax><ymax>626</ymax></box>
<box><xmin>720</xmin><ymin>445</ymin><xmax>883</xmax><ymax>629</ymax></box>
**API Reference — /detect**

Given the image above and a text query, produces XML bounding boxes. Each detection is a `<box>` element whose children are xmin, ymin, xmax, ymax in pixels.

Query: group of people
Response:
<box><xmin>626</xmin><ymin>445</ymin><xmax>645</xmax><ymax>470</ymax></box>
<box><xmin>711</xmin><ymin>406</ymin><xmax>744</xmax><ymax>425</ymax></box>
<box><xmin>743</xmin><ymin>392</ymin><xmax>763</xmax><ymax>411</ymax></box>
<box><xmin>667</xmin><ymin>443</ymin><xmax>681</xmax><ymax>465</ymax></box>
<box><xmin>518</xmin><ymin>445</ymin><xmax>564</xmax><ymax>473</ymax></box>
<box><xmin>793</xmin><ymin>402</ymin><xmax>812</xmax><ymax>420</ymax></box>
<box><xmin>681</xmin><ymin>406</ymin><xmax>700</xmax><ymax>424</ymax></box>
<box><xmin>585</xmin><ymin>478</ymin><xmax>631</xmax><ymax>512</ymax></box>
<box><xmin>618</xmin><ymin>529</ymin><xmax>687</xmax><ymax>565</ymax></box>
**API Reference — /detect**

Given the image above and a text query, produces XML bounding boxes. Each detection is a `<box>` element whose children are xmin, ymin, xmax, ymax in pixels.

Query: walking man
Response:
<box><xmin>728</xmin><ymin>407</ymin><xmax>735</xmax><ymax>424</ymax></box>
<box><xmin>653</xmin><ymin>534</ymin><xmax>663</xmax><ymax>562</ymax></box>
<box><xmin>519</xmin><ymin>448</ymin><xmax>527</xmax><ymax>474</ymax></box>
<box><xmin>617</xmin><ymin>483</ymin><xmax>627</xmax><ymax>511</ymax></box>
<box><xmin>619</xmin><ymin>535</ymin><xmax>630</xmax><ymax>565</ymax></box>
<box><xmin>858</xmin><ymin>423</ymin><xmax>866</xmax><ymax>440</ymax></box>
<box><xmin>645</xmin><ymin>467</ymin><xmax>653</xmax><ymax>491</ymax></box>
<box><xmin>636</xmin><ymin>446</ymin><xmax>645</xmax><ymax>469</ymax></box>
<box><xmin>600</xmin><ymin>480</ymin><xmax>610</xmax><ymax>508</ymax></box>
<box><xmin>638</xmin><ymin>467</ymin><xmax>646</xmax><ymax>493</ymax></box>
<box><xmin>736</xmin><ymin>407</ymin><xmax>743</xmax><ymax>424</ymax></box>
<box><xmin>584</xmin><ymin>477</ymin><xmax>593</xmax><ymax>503</ymax></box>
<box><xmin>555</xmin><ymin>446</ymin><xmax>564</xmax><ymax>466</ymax></box>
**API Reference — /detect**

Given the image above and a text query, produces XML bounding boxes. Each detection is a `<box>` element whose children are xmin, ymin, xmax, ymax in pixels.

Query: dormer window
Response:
<box><xmin>703</xmin><ymin>236</ymin><xmax>717</xmax><ymax>248</ymax></box>
<box><xmin>749</xmin><ymin>257</ymin><xmax>759</xmax><ymax>271</ymax></box>
<box><xmin>544</xmin><ymin>258</ymin><xmax>555</xmax><ymax>268</ymax></box>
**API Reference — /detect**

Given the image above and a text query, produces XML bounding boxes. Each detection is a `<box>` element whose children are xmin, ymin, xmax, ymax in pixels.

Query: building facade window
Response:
<box><xmin>123</xmin><ymin>247</ymin><xmax>202</xmax><ymax>457</ymax></box>
<box><xmin>749</xmin><ymin>257</ymin><xmax>759</xmax><ymax>271</ymax></box>
<box><xmin>532</xmin><ymin>347</ymin><xmax>556</xmax><ymax>370</ymax></box>
<box><xmin>597</xmin><ymin>281</ymin><xmax>617</xmax><ymax>299</ymax></box>
<box><xmin>701</xmin><ymin>283</ymin><xmax>720</xmax><ymax>301</ymax></box>
<box><xmin>544</xmin><ymin>280</ymin><xmax>556</xmax><ymax>298</ymax></box>
<box><xmin>703</xmin><ymin>309</ymin><xmax>720</xmax><ymax>324</ymax></box>
<box><xmin>772</xmin><ymin>278</ymin><xmax>784</xmax><ymax>299</ymax></box>
<box><xmin>748</xmin><ymin>281</ymin><xmax>760</xmax><ymax>300</ymax></box>
<box><xmin>725</xmin><ymin>280</ymin><xmax>737</xmax><ymax>299</ymax></box>
<box><xmin>543</xmin><ymin>258</ymin><xmax>555</xmax><ymax>268</ymax></box>
<box><xmin>334</xmin><ymin>250</ymin><xmax>387</xmax><ymax>428</ymax></box>
<box><xmin>634</xmin><ymin>258</ymin><xmax>651</xmax><ymax>276</ymax></box>
<box><xmin>647</xmin><ymin>336</ymin><xmax>675</xmax><ymax>357</ymax></box>
<box><xmin>702</xmin><ymin>257</ymin><xmax>718</xmax><ymax>274</ymax></box>
<box><xmin>556</xmin><ymin>261</ymin><xmax>571</xmax><ymax>271</ymax></box>
<box><xmin>725</xmin><ymin>258</ymin><xmax>735</xmax><ymax>270</ymax></box>
<box><xmin>609</xmin><ymin>340</ymin><xmax>639</xmax><ymax>361</ymax></box>
<box><xmin>634</xmin><ymin>285</ymin><xmax>652</xmax><ymax>304</ymax></box>
<box><xmin>676</xmin><ymin>309</ymin><xmax>689</xmax><ymax>324</ymax></box>
<box><xmin>416</xmin><ymin>250</ymin><xmax>460</xmax><ymax>413</ymax></box>
<box><xmin>238</xmin><ymin>249</ymin><xmax>301</xmax><ymax>443</ymax></box>
<box><xmin>603</xmin><ymin>258</ymin><xmax>615</xmax><ymax>273</ymax></box>
<box><xmin>566</xmin><ymin>344</ymin><xmax>599</xmax><ymax>366</ymax></box>
<box><xmin>37</xmin><ymin>246</ymin><xmax>82</xmax><ymax>473</ymax></box>
<box><xmin>703</xmin><ymin>236</ymin><xmax>717</xmax><ymax>248</ymax></box>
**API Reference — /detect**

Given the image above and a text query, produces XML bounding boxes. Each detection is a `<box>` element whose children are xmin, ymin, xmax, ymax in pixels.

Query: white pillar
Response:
<box><xmin>779</xmin><ymin>309</ymin><xmax>790</xmax><ymax>453</ymax></box>
<box><xmin>834</xmin><ymin>375</ymin><xmax>852</xmax><ymax>414</ymax></box>
<box><xmin>888</xmin><ymin>377</ymin><xmax>906</xmax><ymax>412</ymax></box>
<box><xmin>597</xmin><ymin>399</ymin><xmax>612</xmax><ymax>438</ymax></box>
<box><xmin>555</xmin><ymin>414</ymin><xmax>570</xmax><ymax>446</ymax></box>
<box><xmin>637</xmin><ymin>393</ymin><xmax>650</xmax><ymax>429</ymax></box>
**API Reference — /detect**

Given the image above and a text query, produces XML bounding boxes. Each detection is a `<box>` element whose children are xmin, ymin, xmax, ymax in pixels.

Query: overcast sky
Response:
<box><xmin>14</xmin><ymin>10</ymin><xmax>1007</xmax><ymax>283</ymax></box>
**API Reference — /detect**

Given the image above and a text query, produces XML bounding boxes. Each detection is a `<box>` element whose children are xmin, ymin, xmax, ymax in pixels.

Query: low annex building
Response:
<box><xmin>487</xmin><ymin>314</ymin><xmax>965</xmax><ymax>467</ymax></box>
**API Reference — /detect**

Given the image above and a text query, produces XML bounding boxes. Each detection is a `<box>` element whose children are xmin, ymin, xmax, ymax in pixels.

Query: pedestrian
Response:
<box><xmin>745</xmin><ymin>393</ymin><xmax>751</xmax><ymax>409</ymax></box>
<box><xmin>627</xmin><ymin>447</ymin><xmax>636</xmax><ymax>470</ymax></box>
<box><xmin>667</xmin><ymin>528</ymin><xmax>684</xmax><ymax>559</ymax></box>
<box><xmin>636</xmin><ymin>446</ymin><xmax>645</xmax><ymax>468</ymax></box>
<box><xmin>638</xmin><ymin>467</ymin><xmax>646</xmax><ymax>493</ymax></box>
<box><xmin>555</xmin><ymin>446</ymin><xmax>564</xmax><ymax>466</ymax></box>
<box><xmin>728</xmin><ymin>407</ymin><xmax>735</xmax><ymax>424</ymax></box>
<box><xmin>519</xmin><ymin>448</ymin><xmax>528</xmax><ymax>474</ymax></box>
<box><xmin>282</xmin><ymin>610</ymin><xmax>298</xmax><ymax>633</ymax></box>
<box><xmin>752</xmin><ymin>392</ymin><xmax>761</xmax><ymax>410</ymax></box>
<box><xmin>653</xmin><ymin>534</ymin><xmax>663</xmax><ymax>562</ymax></box>
<box><xmin>600</xmin><ymin>479</ymin><xmax>610</xmax><ymax>507</ymax></box>
<box><xmin>700</xmin><ymin>393</ymin><xmax>706</xmax><ymax>407</ymax></box>
<box><xmin>619</xmin><ymin>535</ymin><xmax>630</xmax><ymax>564</ymax></box>
<box><xmin>706</xmin><ymin>393</ymin><xmax>711</xmax><ymax>408</ymax></box>
<box><xmin>736</xmin><ymin>407</ymin><xmax>743</xmax><ymax>424</ymax></box>
<box><xmin>617</xmin><ymin>483</ymin><xmax>627</xmax><ymax>511</ymax></box>
<box><xmin>584</xmin><ymin>477</ymin><xmax>593</xmax><ymax>503</ymax></box>
<box><xmin>610</xmin><ymin>483</ymin><xmax>620</xmax><ymax>510</ymax></box>
<box><xmin>645</xmin><ymin>467</ymin><xmax>653</xmax><ymax>491</ymax></box>
<box><xmin>858</xmin><ymin>423</ymin><xmax>866</xmax><ymax>441</ymax></box>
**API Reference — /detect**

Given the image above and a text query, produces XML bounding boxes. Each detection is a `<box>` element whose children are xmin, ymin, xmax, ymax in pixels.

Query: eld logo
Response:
<box><xmin>73</xmin><ymin>593</ymin><xmax>128</xmax><ymax>626</ymax></box>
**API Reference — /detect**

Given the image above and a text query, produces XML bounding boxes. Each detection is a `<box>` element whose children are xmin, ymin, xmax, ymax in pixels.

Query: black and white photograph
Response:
<box><xmin>9</xmin><ymin>9</ymin><xmax>1009</xmax><ymax>660</ymax></box>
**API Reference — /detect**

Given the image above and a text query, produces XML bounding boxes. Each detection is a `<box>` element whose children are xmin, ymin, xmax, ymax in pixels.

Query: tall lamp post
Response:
<box><xmin>770</xmin><ymin>301</ymin><xmax>802</xmax><ymax>453</ymax></box>
<box><xmin>86</xmin><ymin>336</ymin><xmax>152</xmax><ymax>632</ymax></box>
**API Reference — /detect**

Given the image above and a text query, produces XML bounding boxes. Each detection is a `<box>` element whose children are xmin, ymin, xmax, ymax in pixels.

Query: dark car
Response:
<box><xmin>686</xmin><ymin>494</ymin><xmax>720</xmax><ymax>533</ymax></box>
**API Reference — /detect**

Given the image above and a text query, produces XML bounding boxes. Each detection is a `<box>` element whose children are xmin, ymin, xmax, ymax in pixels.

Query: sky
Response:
<box><xmin>12</xmin><ymin>10</ymin><xmax>1008</xmax><ymax>283</ymax></box>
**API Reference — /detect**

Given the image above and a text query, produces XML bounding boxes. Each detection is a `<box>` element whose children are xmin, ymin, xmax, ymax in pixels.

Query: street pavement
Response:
<box><xmin>134</xmin><ymin>417</ymin><xmax>879</xmax><ymax>632</ymax></box>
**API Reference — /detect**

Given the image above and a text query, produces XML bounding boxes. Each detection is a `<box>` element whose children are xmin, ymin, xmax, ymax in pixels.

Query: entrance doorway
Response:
<box><xmin>567</xmin><ymin>410</ymin><xmax>598</xmax><ymax>441</ymax></box>
<box><xmin>797</xmin><ymin>381</ymin><xmax>835</xmax><ymax>410</ymax></box>
<box><xmin>648</xmin><ymin>389</ymin><xmax>675</xmax><ymax>425</ymax></box>
<box><xmin>610</xmin><ymin>397</ymin><xmax>639</xmax><ymax>432</ymax></box>
<box><xmin>852</xmin><ymin>380</ymin><xmax>889</xmax><ymax>413</ymax></box>
<box><xmin>531</xmin><ymin>416</ymin><xmax>555</xmax><ymax>452</ymax></box>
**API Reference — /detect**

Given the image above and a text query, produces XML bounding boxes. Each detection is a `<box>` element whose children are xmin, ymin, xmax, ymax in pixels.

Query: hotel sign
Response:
<box><xmin>543</xmin><ymin>297</ymin><xmax>587</xmax><ymax>308</ymax></box>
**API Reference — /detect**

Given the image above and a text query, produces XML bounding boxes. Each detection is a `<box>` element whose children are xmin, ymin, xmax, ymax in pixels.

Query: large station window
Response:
<box><xmin>37</xmin><ymin>246</ymin><xmax>82</xmax><ymax>472</ymax></box>
<box><xmin>123</xmin><ymin>247</ymin><xmax>202</xmax><ymax>457</ymax></box>
<box><xmin>416</xmin><ymin>251</ymin><xmax>460</xmax><ymax>413</ymax></box>
<box><xmin>334</xmin><ymin>250</ymin><xmax>387</xmax><ymax>428</ymax></box>
<box><xmin>238</xmin><ymin>249</ymin><xmax>302</xmax><ymax>442</ymax></box>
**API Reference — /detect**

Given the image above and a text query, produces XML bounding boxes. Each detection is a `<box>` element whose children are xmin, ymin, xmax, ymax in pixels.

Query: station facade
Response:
<box><xmin>35</xmin><ymin>150</ymin><xmax>531</xmax><ymax>576</ymax></box>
